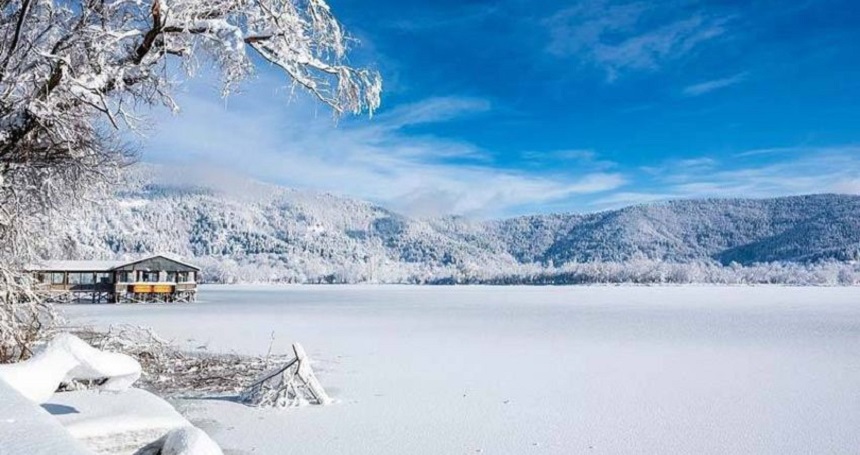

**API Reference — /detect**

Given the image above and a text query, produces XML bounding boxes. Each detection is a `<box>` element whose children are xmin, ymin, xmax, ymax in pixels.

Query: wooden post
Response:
<box><xmin>293</xmin><ymin>343</ymin><xmax>332</xmax><ymax>405</ymax></box>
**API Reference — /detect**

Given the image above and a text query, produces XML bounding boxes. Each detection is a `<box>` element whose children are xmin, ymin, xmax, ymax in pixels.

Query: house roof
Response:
<box><xmin>29</xmin><ymin>260</ymin><xmax>127</xmax><ymax>272</ymax></box>
<box><xmin>114</xmin><ymin>254</ymin><xmax>201</xmax><ymax>271</ymax></box>
<box><xmin>28</xmin><ymin>255</ymin><xmax>200</xmax><ymax>272</ymax></box>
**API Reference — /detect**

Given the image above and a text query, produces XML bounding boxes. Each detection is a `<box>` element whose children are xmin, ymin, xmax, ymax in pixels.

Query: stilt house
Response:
<box><xmin>29</xmin><ymin>255</ymin><xmax>200</xmax><ymax>303</ymax></box>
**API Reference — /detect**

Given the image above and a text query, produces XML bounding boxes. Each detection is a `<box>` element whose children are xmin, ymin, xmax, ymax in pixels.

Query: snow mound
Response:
<box><xmin>160</xmin><ymin>427</ymin><xmax>223</xmax><ymax>455</ymax></box>
<box><xmin>0</xmin><ymin>333</ymin><xmax>140</xmax><ymax>403</ymax></box>
<box><xmin>0</xmin><ymin>333</ymin><xmax>223</xmax><ymax>454</ymax></box>
<box><xmin>47</xmin><ymin>388</ymin><xmax>221</xmax><ymax>454</ymax></box>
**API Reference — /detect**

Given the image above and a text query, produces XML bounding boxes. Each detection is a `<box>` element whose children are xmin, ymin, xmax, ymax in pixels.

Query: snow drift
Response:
<box><xmin>0</xmin><ymin>333</ymin><xmax>141</xmax><ymax>404</ymax></box>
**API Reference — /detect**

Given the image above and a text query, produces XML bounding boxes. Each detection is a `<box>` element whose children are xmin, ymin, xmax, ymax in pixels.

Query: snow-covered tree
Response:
<box><xmin>0</xmin><ymin>0</ymin><xmax>381</xmax><ymax>228</ymax></box>
<box><xmin>0</xmin><ymin>0</ymin><xmax>381</xmax><ymax>360</ymax></box>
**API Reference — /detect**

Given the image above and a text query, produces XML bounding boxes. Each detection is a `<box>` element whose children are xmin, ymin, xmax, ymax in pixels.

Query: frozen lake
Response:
<box><xmin>63</xmin><ymin>285</ymin><xmax>860</xmax><ymax>454</ymax></box>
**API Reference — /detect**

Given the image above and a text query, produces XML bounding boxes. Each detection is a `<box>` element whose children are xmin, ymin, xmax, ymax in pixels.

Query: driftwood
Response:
<box><xmin>240</xmin><ymin>343</ymin><xmax>332</xmax><ymax>407</ymax></box>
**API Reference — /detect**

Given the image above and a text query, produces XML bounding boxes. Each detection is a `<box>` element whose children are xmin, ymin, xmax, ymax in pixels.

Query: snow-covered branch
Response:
<box><xmin>0</xmin><ymin>0</ymin><xmax>381</xmax><ymax>162</ymax></box>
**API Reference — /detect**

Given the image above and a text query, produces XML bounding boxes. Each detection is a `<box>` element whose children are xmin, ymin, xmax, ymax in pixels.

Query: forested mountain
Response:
<box><xmin>492</xmin><ymin>196</ymin><xmax>860</xmax><ymax>265</ymax></box>
<box><xmin>40</xmin><ymin>165</ymin><xmax>860</xmax><ymax>283</ymax></box>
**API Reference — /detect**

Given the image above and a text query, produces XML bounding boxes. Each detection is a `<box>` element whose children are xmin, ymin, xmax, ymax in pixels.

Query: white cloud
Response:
<box><xmin>377</xmin><ymin>96</ymin><xmax>491</xmax><ymax>130</ymax></box>
<box><xmin>675</xmin><ymin>157</ymin><xmax>718</xmax><ymax>168</ymax></box>
<box><xmin>522</xmin><ymin>149</ymin><xmax>595</xmax><ymax>161</ymax></box>
<box><xmin>141</xmin><ymin>80</ymin><xmax>623</xmax><ymax>218</ymax></box>
<box><xmin>546</xmin><ymin>0</ymin><xmax>731</xmax><ymax>80</ymax></box>
<box><xmin>832</xmin><ymin>179</ymin><xmax>860</xmax><ymax>195</ymax></box>
<box><xmin>601</xmin><ymin>146</ymin><xmax>860</xmax><ymax>209</ymax></box>
<box><xmin>519</xmin><ymin>149</ymin><xmax>618</xmax><ymax>170</ymax></box>
<box><xmin>137</xmin><ymin>71</ymin><xmax>860</xmax><ymax>218</ymax></box>
<box><xmin>682</xmin><ymin>72</ymin><xmax>747</xmax><ymax>96</ymax></box>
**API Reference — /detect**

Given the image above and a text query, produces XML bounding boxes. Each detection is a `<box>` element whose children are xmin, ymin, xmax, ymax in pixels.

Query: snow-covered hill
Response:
<box><xmin>41</xmin><ymin>165</ymin><xmax>860</xmax><ymax>283</ymax></box>
<box><xmin>43</xmin><ymin>165</ymin><xmax>518</xmax><ymax>283</ymax></box>
<box><xmin>492</xmin><ymin>195</ymin><xmax>860</xmax><ymax>265</ymax></box>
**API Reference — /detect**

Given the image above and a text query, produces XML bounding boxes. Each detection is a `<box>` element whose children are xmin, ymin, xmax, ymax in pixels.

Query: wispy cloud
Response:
<box><xmin>522</xmin><ymin>149</ymin><xmax>596</xmax><ymax>161</ymax></box>
<box><xmin>733</xmin><ymin>146</ymin><xmax>816</xmax><ymax>158</ymax></box>
<box><xmin>640</xmin><ymin>156</ymin><xmax>717</xmax><ymax>178</ymax></box>
<box><xmin>833</xmin><ymin>178</ymin><xmax>860</xmax><ymax>194</ymax></box>
<box><xmin>520</xmin><ymin>149</ymin><xmax>618</xmax><ymax>171</ymax></box>
<box><xmin>682</xmin><ymin>72</ymin><xmax>748</xmax><ymax>96</ymax></box>
<box><xmin>593</xmin><ymin>146</ymin><xmax>860</xmax><ymax>209</ymax></box>
<box><xmin>144</xmin><ymin>77</ymin><xmax>860</xmax><ymax>217</ymax></box>
<box><xmin>141</xmin><ymin>79</ymin><xmax>623</xmax><ymax>218</ymax></box>
<box><xmin>545</xmin><ymin>0</ymin><xmax>731</xmax><ymax>80</ymax></box>
<box><xmin>377</xmin><ymin>96</ymin><xmax>491</xmax><ymax>130</ymax></box>
<box><xmin>675</xmin><ymin>157</ymin><xmax>718</xmax><ymax>169</ymax></box>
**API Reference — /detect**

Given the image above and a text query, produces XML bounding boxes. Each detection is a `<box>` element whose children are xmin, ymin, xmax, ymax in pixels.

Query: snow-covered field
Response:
<box><xmin>62</xmin><ymin>285</ymin><xmax>860</xmax><ymax>454</ymax></box>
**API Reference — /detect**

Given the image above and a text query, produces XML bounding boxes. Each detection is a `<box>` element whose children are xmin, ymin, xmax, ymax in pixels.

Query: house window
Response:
<box><xmin>177</xmin><ymin>272</ymin><xmax>190</xmax><ymax>282</ymax></box>
<box><xmin>51</xmin><ymin>273</ymin><xmax>64</xmax><ymax>284</ymax></box>
<box><xmin>116</xmin><ymin>271</ymin><xmax>133</xmax><ymax>283</ymax></box>
<box><xmin>142</xmin><ymin>272</ymin><xmax>159</xmax><ymax>283</ymax></box>
<box><xmin>95</xmin><ymin>273</ymin><xmax>113</xmax><ymax>284</ymax></box>
<box><xmin>68</xmin><ymin>273</ymin><xmax>94</xmax><ymax>285</ymax></box>
<box><xmin>166</xmin><ymin>271</ymin><xmax>177</xmax><ymax>282</ymax></box>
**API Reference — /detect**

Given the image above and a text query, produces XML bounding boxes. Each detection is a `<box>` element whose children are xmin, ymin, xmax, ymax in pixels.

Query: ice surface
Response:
<box><xmin>64</xmin><ymin>285</ymin><xmax>860</xmax><ymax>454</ymax></box>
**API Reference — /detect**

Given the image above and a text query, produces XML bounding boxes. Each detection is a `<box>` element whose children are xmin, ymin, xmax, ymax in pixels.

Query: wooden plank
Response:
<box><xmin>131</xmin><ymin>284</ymin><xmax>153</xmax><ymax>293</ymax></box>
<box><xmin>152</xmin><ymin>285</ymin><xmax>173</xmax><ymax>294</ymax></box>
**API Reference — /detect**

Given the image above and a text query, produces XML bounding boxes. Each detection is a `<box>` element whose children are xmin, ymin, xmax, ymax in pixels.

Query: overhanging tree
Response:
<box><xmin>0</xmin><ymin>0</ymin><xmax>381</xmax><ymax>360</ymax></box>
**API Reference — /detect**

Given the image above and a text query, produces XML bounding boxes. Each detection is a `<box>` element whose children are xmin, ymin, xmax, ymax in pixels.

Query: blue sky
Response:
<box><xmin>144</xmin><ymin>0</ymin><xmax>860</xmax><ymax>218</ymax></box>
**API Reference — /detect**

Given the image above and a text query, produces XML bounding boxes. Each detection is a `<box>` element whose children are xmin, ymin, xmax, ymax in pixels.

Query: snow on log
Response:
<box><xmin>0</xmin><ymin>333</ymin><xmax>140</xmax><ymax>403</ymax></box>
<box><xmin>240</xmin><ymin>342</ymin><xmax>332</xmax><ymax>407</ymax></box>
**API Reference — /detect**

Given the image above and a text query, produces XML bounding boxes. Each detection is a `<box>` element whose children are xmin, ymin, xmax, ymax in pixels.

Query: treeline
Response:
<box><xmin>469</xmin><ymin>260</ymin><xmax>860</xmax><ymax>286</ymax></box>
<box><xmin>197</xmin><ymin>257</ymin><xmax>860</xmax><ymax>286</ymax></box>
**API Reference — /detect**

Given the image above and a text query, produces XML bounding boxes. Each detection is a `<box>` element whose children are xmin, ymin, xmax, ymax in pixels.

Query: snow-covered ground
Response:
<box><xmin>62</xmin><ymin>285</ymin><xmax>860</xmax><ymax>454</ymax></box>
<box><xmin>0</xmin><ymin>379</ymin><xmax>92</xmax><ymax>455</ymax></box>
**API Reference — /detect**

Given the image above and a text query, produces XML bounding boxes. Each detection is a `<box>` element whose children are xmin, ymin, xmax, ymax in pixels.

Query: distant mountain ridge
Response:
<box><xmin>492</xmin><ymin>195</ymin><xmax>860</xmax><ymax>265</ymax></box>
<box><xmin>41</xmin><ymin>165</ymin><xmax>860</xmax><ymax>283</ymax></box>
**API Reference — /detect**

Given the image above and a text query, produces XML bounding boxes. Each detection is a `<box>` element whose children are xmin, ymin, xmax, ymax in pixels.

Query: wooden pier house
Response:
<box><xmin>29</xmin><ymin>255</ymin><xmax>200</xmax><ymax>303</ymax></box>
